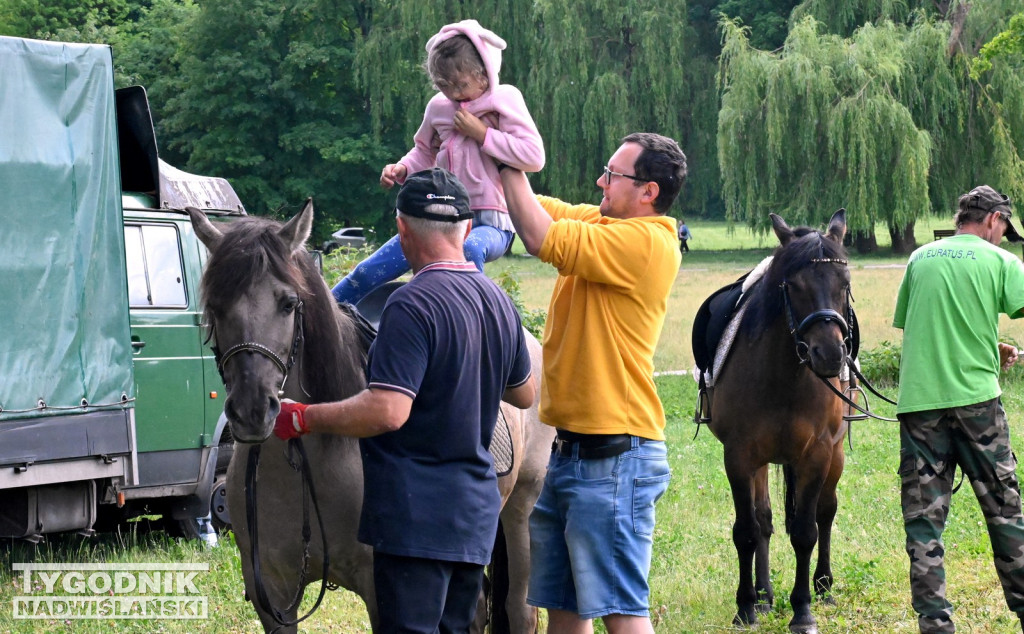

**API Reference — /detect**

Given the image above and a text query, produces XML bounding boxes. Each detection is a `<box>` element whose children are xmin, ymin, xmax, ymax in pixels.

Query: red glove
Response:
<box><xmin>274</xmin><ymin>400</ymin><xmax>310</xmax><ymax>440</ymax></box>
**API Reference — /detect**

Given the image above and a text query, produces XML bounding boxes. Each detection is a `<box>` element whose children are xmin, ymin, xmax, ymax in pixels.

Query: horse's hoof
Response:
<box><xmin>788</xmin><ymin>615</ymin><xmax>818</xmax><ymax>634</ymax></box>
<box><xmin>818</xmin><ymin>594</ymin><xmax>836</xmax><ymax>606</ymax></box>
<box><xmin>754</xmin><ymin>601</ymin><xmax>773</xmax><ymax>614</ymax></box>
<box><xmin>733</xmin><ymin>609</ymin><xmax>759</xmax><ymax>627</ymax></box>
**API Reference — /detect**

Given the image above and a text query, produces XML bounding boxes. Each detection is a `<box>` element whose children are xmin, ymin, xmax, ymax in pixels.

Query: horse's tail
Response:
<box><xmin>783</xmin><ymin>464</ymin><xmax>796</xmax><ymax>535</ymax></box>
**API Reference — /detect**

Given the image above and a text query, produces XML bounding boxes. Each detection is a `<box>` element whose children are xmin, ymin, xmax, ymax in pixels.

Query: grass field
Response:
<box><xmin>4</xmin><ymin>215</ymin><xmax>1024</xmax><ymax>633</ymax></box>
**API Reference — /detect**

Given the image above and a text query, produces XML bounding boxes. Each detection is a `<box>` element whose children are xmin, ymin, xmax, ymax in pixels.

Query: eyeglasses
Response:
<box><xmin>603</xmin><ymin>166</ymin><xmax>646</xmax><ymax>186</ymax></box>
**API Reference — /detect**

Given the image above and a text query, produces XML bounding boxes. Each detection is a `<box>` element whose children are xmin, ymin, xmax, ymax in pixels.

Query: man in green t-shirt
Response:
<box><xmin>893</xmin><ymin>185</ymin><xmax>1024</xmax><ymax>634</ymax></box>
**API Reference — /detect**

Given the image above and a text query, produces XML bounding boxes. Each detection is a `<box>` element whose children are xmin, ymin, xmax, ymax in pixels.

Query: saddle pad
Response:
<box><xmin>709</xmin><ymin>305</ymin><xmax>747</xmax><ymax>386</ymax></box>
<box><xmin>489</xmin><ymin>409</ymin><xmax>514</xmax><ymax>477</ymax></box>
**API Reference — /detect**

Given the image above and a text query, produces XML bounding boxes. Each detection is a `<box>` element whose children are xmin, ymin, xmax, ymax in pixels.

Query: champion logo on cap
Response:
<box><xmin>396</xmin><ymin>168</ymin><xmax>474</xmax><ymax>222</ymax></box>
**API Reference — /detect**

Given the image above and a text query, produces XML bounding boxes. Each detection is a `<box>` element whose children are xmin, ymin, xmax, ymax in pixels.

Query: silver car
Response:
<box><xmin>322</xmin><ymin>227</ymin><xmax>367</xmax><ymax>254</ymax></box>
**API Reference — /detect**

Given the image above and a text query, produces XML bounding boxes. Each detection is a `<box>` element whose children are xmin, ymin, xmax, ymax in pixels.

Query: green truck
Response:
<box><xmin>0</xmin><ymin>36</ymin><xmax>240</xmax><ymax>541</ymax></box>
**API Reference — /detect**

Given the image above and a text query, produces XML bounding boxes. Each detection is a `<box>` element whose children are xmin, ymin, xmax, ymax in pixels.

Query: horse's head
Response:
<box><xmin>188</xmin><ymin>201</ymin><xmax>315</xmax><ymax>443</ymax></box>
<box><xmin>767</xmin><ymin>209</ymin><xmax>851</xmax><ymax>378</ymax></box>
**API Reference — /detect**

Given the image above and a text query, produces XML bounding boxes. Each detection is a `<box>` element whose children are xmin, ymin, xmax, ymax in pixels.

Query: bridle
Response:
<box><xmin>212</xmin><ymin>300</ymin><xmax>306</xmax><ymax>399</ymax></box>
<box><xmin>779</xmin><ymin>243</ymin><xmax>897</xmax><ymax>425</ymax></box>
<box><xmin>781</xmin><ymin>274</ymin><xmax>853</xmax><ymax>369</ymax></box>
<box><xmin>210</xmin><ymin>299</ymin><xmax>332</xmax><ymax>630</ymax></box>
<box><xmin>779</xmin><ymin>237</ymin><xmax>854</xmax><ymax>371</ymax></box>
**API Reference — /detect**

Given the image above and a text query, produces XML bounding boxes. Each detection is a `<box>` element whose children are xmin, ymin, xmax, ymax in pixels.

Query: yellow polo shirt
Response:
<box><xmin>535</xmin><ymin>195</ymin><xmax>680</xmax><ymax>440</ymax></box>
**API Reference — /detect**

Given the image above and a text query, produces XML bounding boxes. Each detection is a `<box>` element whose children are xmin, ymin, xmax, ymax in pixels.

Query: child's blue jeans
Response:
<box><xmin>331</xmin><ymin>226</ymin><xmax>514</xmax><ymax>305</ymax></box>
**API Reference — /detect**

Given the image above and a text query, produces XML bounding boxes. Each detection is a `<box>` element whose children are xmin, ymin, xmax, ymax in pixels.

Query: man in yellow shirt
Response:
<box><xmin>499</xmin><ymin>132</ymin><xmax>686</xmax><ymax>634</ymax></box>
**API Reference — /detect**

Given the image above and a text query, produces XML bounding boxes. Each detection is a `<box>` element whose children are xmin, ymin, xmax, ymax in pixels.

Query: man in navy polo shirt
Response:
<box><xmin>274</xmin><ymin>168</ymin><xmax>537</xmax><ymax>632</ymax></box>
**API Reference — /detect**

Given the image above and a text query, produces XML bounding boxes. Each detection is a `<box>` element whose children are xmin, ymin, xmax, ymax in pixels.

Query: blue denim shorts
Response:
<box><xmin>526</xmin><ymin>437</ymin><xmax>671</xmax><ymax>618</ymax></box>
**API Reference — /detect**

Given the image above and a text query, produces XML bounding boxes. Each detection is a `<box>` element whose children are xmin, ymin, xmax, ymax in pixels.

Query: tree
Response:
<box><xmin>0</xmin><ymin>0</ymin><xmax>131</xmax><ymax>39</ymax></box>
<box><xmin>161</xmin><ymin>0</ymin><xmax>396</xmax><ymax>239</ymax></box>
<box><xmin>109</xmin><ymin>0</ymin><xmax>199</xmax><ymax>164</ymax></box>
<box><xmin>719</xmin><ymin>4</ymin><xmax>1024</xmax><ymax>252</ymax></box>
<box><xmin>972</xmin><ymin>12</ymin><xmax>1024</xmax><ymax>77</ymax></box>
<box><xmin>718</xmin><ymin>17</ymin><xmax>932</xmax><ymax>248</ymax></box>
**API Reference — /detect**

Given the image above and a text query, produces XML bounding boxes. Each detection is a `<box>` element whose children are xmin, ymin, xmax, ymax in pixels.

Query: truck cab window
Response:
<box><xmin>124</xmin><ymin>224</ymin><xmax>187</xmax><ymax>307</ymax></box>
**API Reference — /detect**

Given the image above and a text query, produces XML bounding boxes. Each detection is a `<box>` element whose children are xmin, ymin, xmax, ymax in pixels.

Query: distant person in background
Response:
<box><xmin>893</xmin><ymin>184</ymin><xmax>1024</xmax><ymax>634</ymax></box>
<box><xmin>677</xmin><ymin>219</ymin><xmax>692</xmax><ymax>253</ymax></box>
<box><xmin>331</xmin><ymin>19</ymin><xmax>544</xmax><ymax>306</ymax></box>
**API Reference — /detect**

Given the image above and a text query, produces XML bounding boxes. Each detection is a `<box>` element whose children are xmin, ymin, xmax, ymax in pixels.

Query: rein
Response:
<box><xmin>818</xmin><ymin>367</ymin><xmax>897</xmax><ymax>423</ymax></box>
<box><xmin>246</xmin><ymin>439</ymin><xmax>331</xmax><ymax>630</ymax></box>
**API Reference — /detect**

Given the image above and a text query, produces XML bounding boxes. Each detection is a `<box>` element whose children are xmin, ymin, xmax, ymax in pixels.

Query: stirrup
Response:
<box><xmin>842</xmin><ymin>385</ymin><xmax>869</xmax><ymax>422</ymax></box>
<box><xmin>694</xmin><ymin>387</ymin><xmax>712</xmax><ymax>424</ymax></box>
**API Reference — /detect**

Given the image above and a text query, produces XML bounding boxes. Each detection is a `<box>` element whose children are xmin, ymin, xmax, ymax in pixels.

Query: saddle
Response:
<box><xmin>691</xmin><ymin>273</ymin><xmax>751</xmax><ymax>425</ymax></box>
<box><xmin>690</xmin><ymin>271</ymin><xmax>861</xmax><ymax>425</ymax></box>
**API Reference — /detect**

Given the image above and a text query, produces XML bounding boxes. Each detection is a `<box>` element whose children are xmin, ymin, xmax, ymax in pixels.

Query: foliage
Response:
<box><xmin>108</xmin><ymin>0</ymin><xmax>198</xmax><ymax>157</ymax></box>
<box><xmin>789</xmin><ymin>0</ymin><xmax>926</xmax><ymax>38</ymax></box>
<box><xmin>2</xmin><ymin>0</ymin><xmax>1021</xmax><ymax>240</ymax></box>
<box><xmin>711</xmin><ymin>0</ymin><xmax>803</xmax><ymax>50</ymax></box>
<box><xmin>159</xmin><ymin>0</ymin><xmax>401</xmax><ymax>241</ymax></box>
<box><xmin>718</xmin><ymin>17</ymin><xmax>932</xmax><ymax>237</ymax></box>
<box><xmin>718</xmin><ymin>9</ymin><xmax>1024</xmax><ymax>244</ymax></box>
<box><xmin>493</xmin><ymin>269</ymin><xmax>547</xmax><ymax>338</ymax></box>
<box><xmin>856</xmin><ymin>339</ymin><xmax>901</xmax><ymax>388</ymax></box>
<box><xmin>972</xmin><ymin>12</ymin><xmax>1024</xmax><ymax>78</ymax></box>
<box><xmin>320</xmin><ymin>242</ymin><xmax>381</xmax><ymax>291</ymax></box>
<box><xmin>0</xmin><ymin>0</ymin><xmax>131</xmax><ymax>39</ymax></box>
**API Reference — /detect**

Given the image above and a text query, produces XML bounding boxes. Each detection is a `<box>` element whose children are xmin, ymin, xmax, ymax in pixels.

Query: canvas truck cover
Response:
<box><xmin>0</xmin><ymin>37</ymin><xmax>134</xmax><ymax>420</ymax></box>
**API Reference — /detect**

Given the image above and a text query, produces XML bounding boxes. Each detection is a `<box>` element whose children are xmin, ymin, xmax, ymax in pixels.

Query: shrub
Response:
<box><xmin>857</xmin><ymin>340</ymin><xmax>901</xmax><ymax>388</ymax></box>
<box><xmin>493</xmin><ymin>269</ymin><xmax>547</xmax><ymax>339</ymax></box>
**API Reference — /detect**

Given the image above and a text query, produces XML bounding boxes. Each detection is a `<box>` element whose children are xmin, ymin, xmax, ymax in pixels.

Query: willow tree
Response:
<box><xmin>788</xmin><ymin>0</ymin><xmax>1024</xmax><ymax>218</ymax></box>
<box><xmin>524</xmin><ymin>0</ymin><xmax>713</xmax><ymax>210</ymax></box>
<box><xmin>718</xmin><ymin>17</ymin><xmax>932</xmax><ymax>248</ymax></box>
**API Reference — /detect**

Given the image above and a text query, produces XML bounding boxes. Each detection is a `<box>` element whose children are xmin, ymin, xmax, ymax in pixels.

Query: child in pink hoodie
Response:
<box><xmin>332</xmin><ymin>19</ymin><xmax>545</xmax><ymax>305</ymax></box>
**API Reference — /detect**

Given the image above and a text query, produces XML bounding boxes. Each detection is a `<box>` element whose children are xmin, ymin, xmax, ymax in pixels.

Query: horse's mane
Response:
<box><xmin>741</xmin><ymin>226</ymin><xmax>848</xmax><ymax>337</ymax></box>
<box><xmin>201</xmin><ymin>217</ymin><xmax>368</xmax><ymax>403</ymax></box>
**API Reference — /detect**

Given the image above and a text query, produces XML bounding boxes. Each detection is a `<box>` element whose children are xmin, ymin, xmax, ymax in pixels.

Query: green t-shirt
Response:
<box><xmin>893</xmin><ymin>233</ymin><xmax>1024</xmax><ymax>413</ymax></box>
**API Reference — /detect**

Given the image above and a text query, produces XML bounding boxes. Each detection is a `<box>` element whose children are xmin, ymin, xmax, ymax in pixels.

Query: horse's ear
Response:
<box><xmin>279</xmin><ymin>198</ymin><xmax>314</xmax><ymax>254</ymax></box>
<box><xmin>187</xmin><ymin>206</ymin><xmax>223</xmax><ymax>252</ymax></box>
<box><xmin>827</xmin><ymin>208</ymin><xmax>847</xmax><ymax>244</ymax></box>
<box><xmin>770</xmin><ymin>213</ymin><xmax>795</xmax><ymax>246</ymax></box>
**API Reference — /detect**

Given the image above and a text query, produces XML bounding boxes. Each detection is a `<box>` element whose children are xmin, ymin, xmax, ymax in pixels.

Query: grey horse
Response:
<box><xmin>188</xmin><ymin>200</ymin><xmax>552</xmax><ymax>632</ymax></box>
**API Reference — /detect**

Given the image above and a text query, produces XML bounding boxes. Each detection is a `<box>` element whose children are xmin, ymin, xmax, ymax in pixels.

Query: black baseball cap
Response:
<box><xmin>396</xmin><ymin>168</ymin><xmax>473</xmax><ymax>222</ymax></box>
<box><xmin>959</xmin><ymin>185</ymin><xmax>1021</xmax><ymax>243</ymax></box>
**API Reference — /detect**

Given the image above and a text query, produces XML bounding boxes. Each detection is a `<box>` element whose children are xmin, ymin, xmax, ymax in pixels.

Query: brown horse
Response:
<box><xmin>188</xmin><ymin>200</ymin><xmax>552</xmax><ymax>633</ymax></box>
<box><xmin>706</xmin><ymin>210</ymin><xmax>850</xmax><ymax>634</ymax></box>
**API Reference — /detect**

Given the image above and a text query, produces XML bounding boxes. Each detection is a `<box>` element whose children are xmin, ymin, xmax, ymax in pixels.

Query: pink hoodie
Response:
<box><xmin>398</xmin><ymin>20</ymin><xmax>545</xmax><ymax>216</ymax></box>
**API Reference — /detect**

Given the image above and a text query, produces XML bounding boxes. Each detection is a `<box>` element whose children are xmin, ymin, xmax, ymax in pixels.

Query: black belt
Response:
<box><xmin>551</xmin><ymin>432</ymin><xmax>647</xmax><ymax>459</ymax></box>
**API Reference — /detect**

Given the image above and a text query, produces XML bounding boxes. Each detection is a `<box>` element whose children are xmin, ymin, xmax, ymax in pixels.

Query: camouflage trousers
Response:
<box><xmin>899</xmin><ymin>398</ymin><xmax>1024</xmax><ymax>633</ymax></box>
